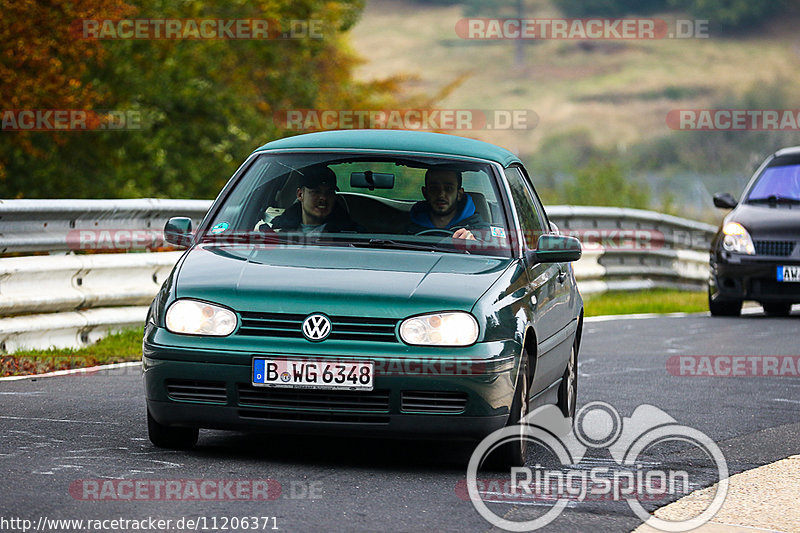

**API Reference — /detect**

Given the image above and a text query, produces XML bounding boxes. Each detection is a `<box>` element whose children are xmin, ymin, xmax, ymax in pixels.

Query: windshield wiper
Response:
<box><xmin>352</xmin><ymin>238</ymin><xmax>470</xmax><ymax>254</ymax></box>
<box><xmin>748</xmin><ymin>195</ymin><xmax>800</xmax><ymax>206</ymax></box>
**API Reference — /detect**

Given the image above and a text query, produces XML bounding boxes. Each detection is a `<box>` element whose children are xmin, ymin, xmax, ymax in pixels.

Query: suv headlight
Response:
<box><xmin>165</xmin><ymin>299</ymin><xmax>237</xmax><ymax>336</ymax></box>
<box><xmin>721</xmin><ymin>222</ymin><xmax>755</xmax><ymax>255</ymax></box>
<box><xmin>399</xmin><ymin>312</ymin><xmax>479</xmax><ymax>346</ymax></box>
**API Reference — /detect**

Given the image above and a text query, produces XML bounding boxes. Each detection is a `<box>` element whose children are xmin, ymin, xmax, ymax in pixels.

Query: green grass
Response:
<box><xmin>583</xmin><ymin>289</ymin><xmax>707</xmax><ymax>317</ymax></box>
<box><xmin>1</xmin><ymin>327</ymin><xmax>142</xmax><ymax>377</ymax></box>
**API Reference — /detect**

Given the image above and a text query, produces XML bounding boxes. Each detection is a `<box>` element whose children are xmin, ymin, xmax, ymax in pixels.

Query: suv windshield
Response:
<box><xmin>204</xmin><ymin>152</ymin><xmax>512</xmax><ymax>257</ymax></box>
<box><xmin>747</xmin><ymin>163</ymin><xmax>800</xmax><ymax>205</ymax></box>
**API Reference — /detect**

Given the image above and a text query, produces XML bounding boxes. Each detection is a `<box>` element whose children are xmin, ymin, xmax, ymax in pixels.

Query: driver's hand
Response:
<box><xmin>452</xmin><ymin>228</ymin><xmax>476</xmax><ymax>240</ymax></box>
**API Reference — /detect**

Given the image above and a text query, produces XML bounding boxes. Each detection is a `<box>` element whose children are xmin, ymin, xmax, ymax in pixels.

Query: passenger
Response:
<box><xmin>406</xmin><ymin>168</ymin><xmax>489</xmax><ymax>239</ymax></box>
<box><xmin>271</xmin><ymin>166</ymin><xmax>358</xmax><ymax>234</ymax></box>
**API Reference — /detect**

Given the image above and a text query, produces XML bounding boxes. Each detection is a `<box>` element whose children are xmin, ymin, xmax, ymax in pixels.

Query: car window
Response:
<box><xmin>503</xmin><ymin>166</ymin><xmax>546</xmax><ymax>249</ymax></box>
<box><xmin>747</xmin><ymin>163</ymin><xmax>800</xmax><ymax>202</ymax></box>
<box><xmin>203</xmin><ymin>153</ymin><xmax>513</xmax><ymax>257</ymax></box>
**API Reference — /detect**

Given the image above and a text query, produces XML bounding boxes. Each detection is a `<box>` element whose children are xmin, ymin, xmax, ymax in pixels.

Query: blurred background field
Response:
<box><xmin>4</xmin><ymin>0</ymin><xmax>800</xmax><ymax>222</ymax></box>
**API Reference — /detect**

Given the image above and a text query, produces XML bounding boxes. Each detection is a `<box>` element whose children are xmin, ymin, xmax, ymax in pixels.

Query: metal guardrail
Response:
<box><xmin>0</xmin><ymin>198</ymin><xmax>211</xmax><ymax>254</ymax></box>
<box><xmin>0</xmin><ymin>200</ymin><xmax>716</xmax><ymax>352</ymax></box>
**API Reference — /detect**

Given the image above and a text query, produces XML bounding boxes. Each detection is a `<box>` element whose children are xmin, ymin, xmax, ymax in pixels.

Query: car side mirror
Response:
<box><xmin>713</xmin><ymin>192</ymin><xmax>737</xmax><ymax>209</ymax></box>
<box><xmin>164</xmin><ymin>217</ymin><xmax>193</xmax><ymax>247</ymax></box>
<box><xmin>526</xmin><ymin>235</ymin><xmax>582</xmax><ymax>264</ymax></box>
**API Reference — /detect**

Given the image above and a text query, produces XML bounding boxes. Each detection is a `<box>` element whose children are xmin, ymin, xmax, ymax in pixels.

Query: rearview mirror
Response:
<box><xmin>350</xmin><ymin>171</ymin><xmax>394</xmax><ymax>190</ymax></box>
<box><xmin>527</xmin><ymin>234</ymin><xmax>582</xmax><ymax>264</ymax></box>
<box><xmin>164</xmin><ymin>217</ymin><xmax>193</xmax><ymax>247</ymax></box>
<box><xmin>713</xmin><ymin>192</ymin><xmax>737</xmax><ymax>209</ymax></box>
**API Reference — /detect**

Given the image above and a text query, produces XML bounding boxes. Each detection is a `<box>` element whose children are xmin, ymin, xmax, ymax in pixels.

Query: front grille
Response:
<box><xmin>237</xmin><ymin>312</ymin><xmax>399</xmax><ymax>343</ymax></box>
<box><xmin>238</xmin><ymin>409</ymin><xmax>390</xmax><ymax>424</ymax></box>
<box><xmin>237</xmin><ymin>384</ymin><xmax>391</xmax><ymax>412</ymax></box>
<box><xmin>754</xmin><ymin>240</ymin><xmax>795</xmax><ymax>257</ymax></box>
<box><xmin>401</xmin><ymin>391</ymin><xmax>468</xmax><ymax>414</ymax></box>
<box><xmin>166</xmin><ymin>380</ymin><xmax>227</xmax><ymax>403</ymax></box>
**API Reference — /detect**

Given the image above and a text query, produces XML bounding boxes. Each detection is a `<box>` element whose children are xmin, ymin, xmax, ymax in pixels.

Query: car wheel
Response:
<box><xmin>496</xmin><ymin>354</ymin><xmax>530</xmax><ymax>469</ymax></box>
<box><xmin>147</xmin><ymin>409</ymin><xmax>198</xmax><ymax>449</ymax></box>
<box><xmin>708</xmin><ymin>288</ymin><xmax>742</xmax><ymax>317</ymax></box>
<box><xmin>762</xmin><ymin>302</ymin><xmax>792</xmax><ymax>316</ymax></box>
<box><xmin>557</xmin><ymin>343</ymin><xmax>577</xmax><ymax>420</ymax></box>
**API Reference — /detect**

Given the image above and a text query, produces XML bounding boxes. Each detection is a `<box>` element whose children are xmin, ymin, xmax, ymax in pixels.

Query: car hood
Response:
<box><xmin>175</xmin><ymin>244</ymin><xmax>513</xmax><ymax>318</ymax></box>
<box><xmin>729</xmin><ymin>204</ymin><xmax>800</xmax><ymax>239</ymax></box>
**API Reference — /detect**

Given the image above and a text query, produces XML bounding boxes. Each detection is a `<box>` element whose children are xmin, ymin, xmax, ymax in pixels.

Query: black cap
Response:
<box><xmin>298</xmin><ymin>165</ymin><xmax>338</xmax><ymax>190</ymax></box>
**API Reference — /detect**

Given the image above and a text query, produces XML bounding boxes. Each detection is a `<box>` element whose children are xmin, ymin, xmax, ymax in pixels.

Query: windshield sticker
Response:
<box><xmin>209</xmin><ymin>222</ymin><xmax>229</xmax><ymax>234</ymax></box>
<box><xmin>490</xmin><ymin>226</ymin><xmax>506</xmax><ymax>238</ymax></box>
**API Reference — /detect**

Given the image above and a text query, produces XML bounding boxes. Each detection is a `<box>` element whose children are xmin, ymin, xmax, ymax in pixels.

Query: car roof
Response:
<box><xmin>772</xmin><ymin>146</ymin><xmax>800</xmax><ymax>158</ymax></box>
<box><xmin>254</xmin><ymin>130</ymin><xmax>522</xmax><ymax>167</ymax></box>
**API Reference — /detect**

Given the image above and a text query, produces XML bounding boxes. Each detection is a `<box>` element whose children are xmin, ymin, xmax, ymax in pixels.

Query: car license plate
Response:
<box><xmin>252</xmin><ymin>358</ymin><xmax>374</xmax><ymax>390</ymax></box>
<box><xmin>777</xmin><ymin>266</ymin><xmax>800</xmax><ymax>282</ymax></box>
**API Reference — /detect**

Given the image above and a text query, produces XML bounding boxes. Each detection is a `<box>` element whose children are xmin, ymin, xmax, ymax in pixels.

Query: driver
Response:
<box><xmin>271</xmin><ymin>165</ymin><xmax>358</xmax><ymax>234</ymax></box>
<box><xmin>406</xmin><ymin>168</ymin><xmax>488</xmax><ymax>239</ymax></box>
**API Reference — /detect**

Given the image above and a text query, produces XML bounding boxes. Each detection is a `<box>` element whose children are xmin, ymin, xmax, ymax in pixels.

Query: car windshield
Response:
<box><xmin>747</xmin><ymin>163</ymin><xmax>800</xmax><ymax>205</ymax></box>
<box><xmin>204</xmin><ymin>152</ymin><xmax>513</xmax><ymax>257</ymax></box>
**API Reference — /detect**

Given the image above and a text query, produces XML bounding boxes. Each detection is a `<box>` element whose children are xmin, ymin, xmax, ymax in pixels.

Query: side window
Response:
<box><xmin>504</xmin><ymin>166</ymin><xmax>545</xmax><ymax>249</ymax></box>
<box><xmin>518</xmin><ymin>166</ymin><xmax>550</xmax><ymax>232</ymax></box>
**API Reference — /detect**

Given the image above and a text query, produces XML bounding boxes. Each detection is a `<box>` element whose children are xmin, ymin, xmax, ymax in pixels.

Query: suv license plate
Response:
<box><xmin>778</xmin><ymin>266</ymin><xmax>800</xmax><ymax>282</ymax></box>
<box><xmin>252</xmin><ymin>359</ymin><xmax>374</xmax><ymax>390</ymax></box>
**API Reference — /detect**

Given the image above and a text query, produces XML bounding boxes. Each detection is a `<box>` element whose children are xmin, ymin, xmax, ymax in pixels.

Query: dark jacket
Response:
<box><xmin>406</xmin><ymin>193</ymin><xmax>489</xmax><ymax>234</ymax></box>
<box><xmin>270</xmin><ymin>201</ymin><xmax>359</xmax><ymax>233</ymax></box>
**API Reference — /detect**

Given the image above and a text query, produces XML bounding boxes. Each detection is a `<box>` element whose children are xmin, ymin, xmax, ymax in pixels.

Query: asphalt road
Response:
<box><xmin>1</xmin><ymin>312</ymin><xmax>799</xmax><ymax>533</ymax></box>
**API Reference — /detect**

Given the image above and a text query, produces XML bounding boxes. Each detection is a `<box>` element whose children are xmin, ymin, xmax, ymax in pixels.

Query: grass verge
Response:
<box><xmin>1</xmin><ymin>327</ymin><xmax>142</xmax><ymax>377</ymax></box>
<box><xmin>584</xmin><ymin>289</ymin><xmax>707</xmax><ymax>317</ymax></box>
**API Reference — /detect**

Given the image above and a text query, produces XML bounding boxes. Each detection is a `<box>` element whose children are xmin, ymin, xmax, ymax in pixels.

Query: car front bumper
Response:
<box><xmin>143</xmin><ymin>331</ymin><xmax>520</xmax><ymax>441</ymax></box>
<box><xmin>710</xmin><ymin>252</ymin><xmax>800</xmax><ymax>303</ymax></box>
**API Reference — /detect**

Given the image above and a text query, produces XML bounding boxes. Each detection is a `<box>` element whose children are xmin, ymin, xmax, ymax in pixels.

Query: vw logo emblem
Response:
<box><xmin>302</xmin><ymin>314</ymin><xmax>331</xmax><ymax>342</ymax></box>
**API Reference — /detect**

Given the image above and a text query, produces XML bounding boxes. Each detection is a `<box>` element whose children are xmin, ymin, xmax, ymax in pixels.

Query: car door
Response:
<box><xmin>503</xmin><ymin>165</ymin><xmax>573</xmax><ymax>394</ymax></box>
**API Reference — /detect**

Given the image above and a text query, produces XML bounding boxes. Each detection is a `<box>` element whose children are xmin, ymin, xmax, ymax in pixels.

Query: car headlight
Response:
<box><xmin>721</xmin><ymin>222</ymin><xmax>755</xmax><ymax>255</ymax></box>
<box><xmin>399</xmin><ymin>312</ymin><xmax>479</xmax><ymax>346</ymax></box>
<box><xmin>165</xmin><ymin>299</ymin><xmax>237</xmax><ymax>336</ymax></box>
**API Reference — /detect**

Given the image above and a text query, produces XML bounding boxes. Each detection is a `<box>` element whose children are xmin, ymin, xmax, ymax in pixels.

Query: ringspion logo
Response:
<box><xmin>465</xmin><ymin>402</ymin><xmax>728</xmax><ymax>531</ymax></box>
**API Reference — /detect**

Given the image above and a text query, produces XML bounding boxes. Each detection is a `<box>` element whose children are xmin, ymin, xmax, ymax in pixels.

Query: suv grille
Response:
<box><xmin>166</xmin><ymin>380</ymin><xmax>227</xmax><ymax>403</ymax></box>
<box><xmin>754</xmin><ymin>240</ymin><xmax>795</xmax><ymax>257</ymax></box>
<box><xmin>237</xmin><ymin>312</ymin><xmax>399</xmax><ymax>343</ymax></box>
<box><xmin>401</xmin><ymin>391</ymin><xmax>468</xmax><ymax>414</ymax></box>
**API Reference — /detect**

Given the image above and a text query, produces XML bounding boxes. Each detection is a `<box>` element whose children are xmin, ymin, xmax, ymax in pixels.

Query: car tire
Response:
<box><xmin>762</xmin><ymin>302</ymin><xmax>792</xmax><ymax>316</ymax></box>
<box><xmin>557</xmin><ymin>343</ymin><xmax>578</xmax><ymax>420</ymax></box>
<box><xmin>708</xmin><ymin>288</ymin><xmax>742</xmax><ymax>317</ymax></box>
<box><xmin>496</xmin><ymin>354</ymin><xmax>530</xmax><ymax>469</ymax></box>
<box><xmin>147</xmin><ymin>408</ymin><xmax>198</xmax><ymax>450</ymax></box>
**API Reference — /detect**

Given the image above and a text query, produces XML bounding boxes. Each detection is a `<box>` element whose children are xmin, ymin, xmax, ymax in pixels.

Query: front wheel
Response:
<box><xmin>708</xmin><ymin>288</ymin><xmax>742</xmax><ymax>317</ymax></box>
<box><xmin>557</xmin><ymin>343</ymin><xmax>577</xmax><ymax>420</ymax></box>
<box><xmin>495</xmin><ymin>355</ymin><xmax>530</xmax><ymax>469</ymax></box>
<box><xmin>147</xmin><ymin>409</ymin><xmax>198</xmax><ymax>449</ymax></box>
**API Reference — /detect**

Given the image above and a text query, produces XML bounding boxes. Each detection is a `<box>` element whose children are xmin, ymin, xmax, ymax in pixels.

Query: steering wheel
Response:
<box><xmin>414</xmin><ymin>228</ymin><xmax>454</xmax><ymax>237</ymax></box>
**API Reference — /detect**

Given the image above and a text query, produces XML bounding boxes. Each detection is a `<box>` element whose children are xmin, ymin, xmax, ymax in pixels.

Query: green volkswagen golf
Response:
<box><xmin>144</xmin><ymin>130</ymin><xmax>583</xmax><ymax>465</ymax></box>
